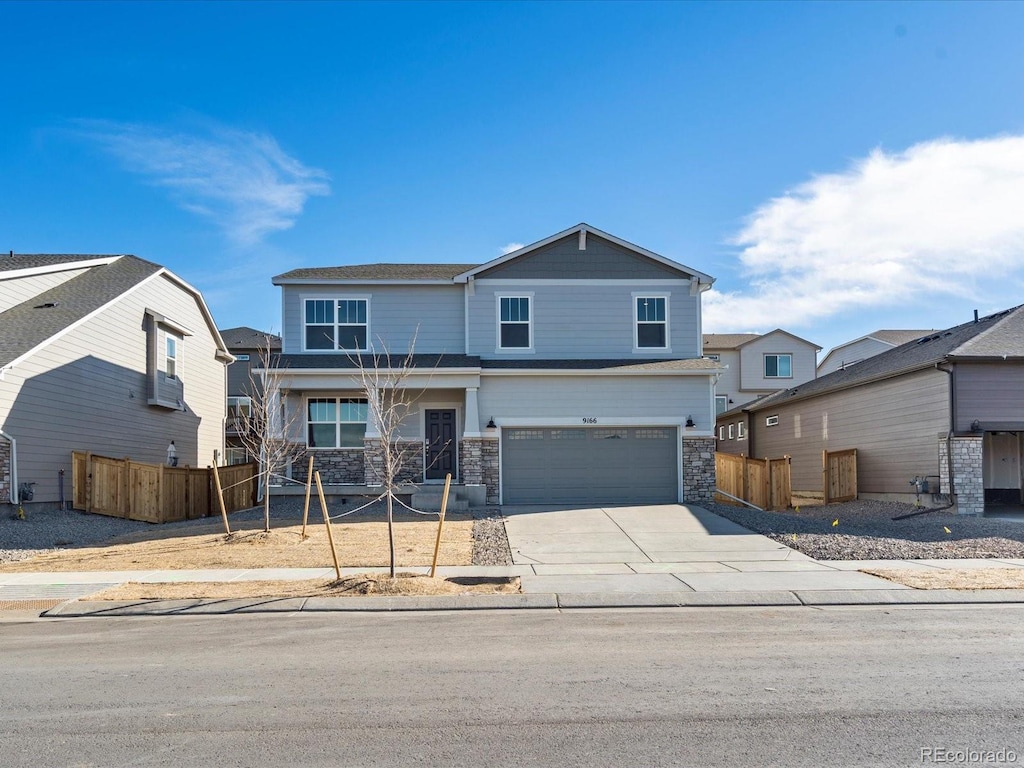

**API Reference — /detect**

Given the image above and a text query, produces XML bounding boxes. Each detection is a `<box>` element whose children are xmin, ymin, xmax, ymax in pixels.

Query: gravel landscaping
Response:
<box><xmin>706</xmin><ymin>499</ymin><xmax>1024</xmax><ymax>560</ymax></box>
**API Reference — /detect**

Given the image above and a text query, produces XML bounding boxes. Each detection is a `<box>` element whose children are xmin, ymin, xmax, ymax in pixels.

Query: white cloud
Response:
<box><xmin>705</xmin><ymin>136</ymin><xmax>1024</xmax><ymax>332</ymax></box>
<box><xmin>501</xmin><ymin>242</ymin><xmax>525</xmax><ymax>255</ymax></box>
<box><xmin>75</xmin><ymin>119</ymin><xmax>330</xmax><ymax>245</ymax></box>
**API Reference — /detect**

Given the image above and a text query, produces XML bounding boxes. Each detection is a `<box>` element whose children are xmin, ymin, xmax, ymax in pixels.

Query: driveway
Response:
<box><xmin>502</xmin><ymin>503</ymin><xmax>900</xmax><ymax>593</ymax></box>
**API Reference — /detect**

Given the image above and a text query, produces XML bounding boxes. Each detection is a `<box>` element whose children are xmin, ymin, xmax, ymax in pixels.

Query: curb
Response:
<box><xmin>40</xmin><ymin>588</ymin><xmax>1024</xmax><ymax>617</ymax></box>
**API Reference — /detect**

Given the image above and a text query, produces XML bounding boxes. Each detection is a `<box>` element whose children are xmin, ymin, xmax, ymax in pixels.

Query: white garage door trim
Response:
<box><xmin>501</xmin><ymin>423</ymin><xmax>684</xmax><ymax>507</ymax></box>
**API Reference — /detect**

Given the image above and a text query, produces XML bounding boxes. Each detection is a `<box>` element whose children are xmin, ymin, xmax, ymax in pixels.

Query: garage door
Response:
<box><xmin>501</xmin><ymin>426</ymin><xmax>679</xmax><ymax>504</ymax></box>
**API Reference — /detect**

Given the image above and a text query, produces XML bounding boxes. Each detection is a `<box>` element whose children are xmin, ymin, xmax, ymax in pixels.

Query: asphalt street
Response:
<box><xmin>2</xmin><ymin>606</ymin><xmax>1023</xmax><ymax>767</ymax></box>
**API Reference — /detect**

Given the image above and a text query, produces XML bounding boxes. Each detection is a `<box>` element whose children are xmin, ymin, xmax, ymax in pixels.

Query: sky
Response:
<box><xmin>3</xmin><ymin>1</ymin><xmax>1024</xmax><ymax>358</ymax></box>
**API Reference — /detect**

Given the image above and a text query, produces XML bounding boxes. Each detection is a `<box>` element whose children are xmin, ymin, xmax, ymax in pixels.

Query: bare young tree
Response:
<box><xmin>235</xmin><ymin>334</ymin><xmax>303</xmax><ymax>533</ymax></box>
<box><xmin>352</xmin><ymin>331</ymin><xmax>440</xmax><ymax>577</ymax></box>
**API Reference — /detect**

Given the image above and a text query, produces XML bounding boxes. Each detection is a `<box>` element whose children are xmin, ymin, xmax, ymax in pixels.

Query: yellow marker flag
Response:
<box><xmin>943</xmin><ymin>526</ymin><xmax>951</xmax><ymax>534</ymax></box>
<box><xmin>832</xmin><ymin>519</ymin><xmax>839</xmax><ymax>527</ymax></box>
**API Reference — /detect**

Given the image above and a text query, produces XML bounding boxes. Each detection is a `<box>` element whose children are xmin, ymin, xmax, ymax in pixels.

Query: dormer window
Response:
<box><xmin>304</xmin><ymin>298</ymin><xmax>368</xmax><ymax>352</ymax></box>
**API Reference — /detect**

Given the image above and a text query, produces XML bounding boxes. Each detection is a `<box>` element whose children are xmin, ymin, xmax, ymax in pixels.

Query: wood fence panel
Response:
<box><xmin>71</xmin><ymin>452</ymin><xmax>255</xmax><ymax>523</ymax></box>
<box><xmin>715</xmin><ymin>453</ymin><xmax>791</xmax><ymax>511</ymax></box>
<box><xmin>129</xmin><ymin>462</ymin><xmax>162</xmax><ymax>523</ymax></box>
<box><xmin>823</xmin><ymin>448</ymin><xmax>858</xmax><ymax>503</ymax></box>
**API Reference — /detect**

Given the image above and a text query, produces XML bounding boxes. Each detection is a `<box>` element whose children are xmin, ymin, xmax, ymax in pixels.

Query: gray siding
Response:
<box><xmin>281</xmin><ymin>284</ymin><xmax>464</xmax><ymax>354</ymax></box>
<box><xmin>715</xmin><ymin>413</ymin><xmax>751</xmax><ymax>455</ymax></box>
<box><xmin>478</xmin><ymin>374</ymin><xmax>713</xmax><ymax>432</ymax></box>
<box><xmin>0</xmin><ymin>274</ymin><xmax>227</xmax><ymax>503</ymax></box>
<box><xmin>476</xmin><ymin>234</ymin><xmax>685</xmax><ymax>280</ymax></box>
<box><xmin>750</xmin><ymin>369</ymin><xmax>949</xmax><ymax>493</ymax></box>
<box><xmin>708</xmin><ymin>350</ymin><xmax>743</xmax><ymax>406</ymax></box>
<box><xmin>468</xmin><ymin>282</ymin><xmax>700</xmax><ymax>359</ymax></box>
<box><xmin>954</xmin><ymin>362</ymin><xmax>1024</xmax><ymax>431</ymax></box>
<box><xmin>738</xmin><ymin>332</ymin><xmax>818</xmax><ymax>392</ymax></box>
<box><xmin>0</xmin><ymin>268</ymin><xmax>91</xmax><ymax>313</ymax></box>
<box><xmin>227</xmin><ymin>355</ymin><xmax>256</xmax><ymax>398</ymax></box>
<box><xmin>818</xmin><ymin>337</ymin><xmax>893</xmax><ymax>376</ymax></box>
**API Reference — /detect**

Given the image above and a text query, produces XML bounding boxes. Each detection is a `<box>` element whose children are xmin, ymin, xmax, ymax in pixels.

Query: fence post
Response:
<box><xmin>85</xmin><ymin>452</ymin><xmax>93</xmax><ymax>513</ymax></box>
<box><xmin>763</xmin><ymin>457</ymin><xmax>771</xmax><ymax>510</ymax></box>
<box><xmin>741</xmin><ymin>454</ymin><xmax>749</xmax><ymax>502</ymax></box>
<box><xmin>822</xmin><ymin>449</ymin><xmax>829</xmax><ymax>504</ymax></box>
<box><xmin>123</xmin><ymin>457</ymin><xmax>131</xmax><ymax>519</ymax></box>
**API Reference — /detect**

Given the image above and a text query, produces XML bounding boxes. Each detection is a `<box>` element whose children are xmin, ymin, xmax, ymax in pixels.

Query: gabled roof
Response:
<box><xmin>220</xmin><ymin>326</ymin><xmax>282</xmax><ymax>350</ymax></box>
<box><xmin>870</xmin><ymin>329</ymin><xmax>935</xmax><ymax>346</ymax></box>
<box><xmin>703</xmin><ymin>329</ymin><xmax>821</xmax><ymax>351</ymax></box>
<box><xmin>740</xmin><ymin>305</ymin><xmax>1024</xmax><ymax>412</ymax></box>
<box><xmin>0</xmin><ymin>253</ymin><xmax>117</xmax><ymax>273</ymax></box>
<box><xmin>454</xmin><ymin>223</ymin><xmax>714</xmax><ymax>284</ymax></box>
<box><xmin>0</xmin><ymin>255</ymin><xmax>232</xmax><ymax>370</ymax></box>
<box><xmin>702</xmin><ymin>333</ymin><xmax>760</xmax><ymax>349</ymax></box>
<box><xmin>273</xmin><ymin>263</ymin><xmax>475</xmax><ymax>283</ymax></box>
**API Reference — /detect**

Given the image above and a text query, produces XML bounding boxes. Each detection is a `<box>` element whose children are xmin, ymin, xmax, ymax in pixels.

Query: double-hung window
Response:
<box><xmin>715</xmin><ymin>395</ymin><xmax>729</xmax><ymax>416</ymax></box>
<box><xmin>764</xmin><ymin>353</ymin><xmax>792</xmax><ymax>378</ymax></box>
<box><xmin>307</xmin><ymin>397</ymin><xmax>368</xmax><ymax>448</ymax></box>
<box><xmin>165</xmin><ymin>335</ymin><xmax>179</xmax><ymax>379</ymax></box>
<box><xmin>635</xmin><ymin>295</ymin><xmax>668</xmax><ymax>349</ymax></box>
<box><xmin>304</xmin><ymin>298</ymin><xmax>368</xmax><ymax>351</ymax></box>
<box><xmin>498</xmin><ymin>296</ymin><xmax>532</xmax><ymax>350</ymax></box>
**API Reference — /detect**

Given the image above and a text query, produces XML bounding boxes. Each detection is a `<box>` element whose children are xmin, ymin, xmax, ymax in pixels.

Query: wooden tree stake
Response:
<box><xmin>300</xmin><ymin>455</ymin><xmax>314</xmax><ymax>539</ymax></box>
<box><xmin>211</xmin><ymin>462</ymin><xmax>231</xmax><ymax>536</ymax></box>
<box><xmin>315</xmin><ymin>471</ymin><xmax>342</xmax><ymax>580</ymax></box>
<box><xmin>429</xmin><ymin>473</ymin><xmax>452</xmax><ymax>579</ymax></box>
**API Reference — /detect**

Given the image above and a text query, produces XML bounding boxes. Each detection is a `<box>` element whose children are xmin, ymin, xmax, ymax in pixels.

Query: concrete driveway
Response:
<box><xmin>502</xmin><ymin>503</ymin><xmax>900</xmax><ymax>594</ymax></box>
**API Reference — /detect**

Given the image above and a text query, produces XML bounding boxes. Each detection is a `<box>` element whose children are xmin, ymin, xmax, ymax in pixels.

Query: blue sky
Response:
<box><xmin>3</xmin><ymin>1</ymin><xmax>1024</xmax><ymax>357</ymax></box>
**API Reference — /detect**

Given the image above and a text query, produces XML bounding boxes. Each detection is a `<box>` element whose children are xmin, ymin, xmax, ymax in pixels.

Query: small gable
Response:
<box><xmin>474</xmin><ymin>233</ymin><xmax>689</xmax><ymax>280</ymax></box>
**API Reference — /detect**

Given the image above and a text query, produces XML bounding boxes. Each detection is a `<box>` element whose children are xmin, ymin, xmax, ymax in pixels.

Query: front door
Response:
<box><xmin>425</xmin><ymin>409</ymin><xmax>457</xmax><ymax>481</ymax></box>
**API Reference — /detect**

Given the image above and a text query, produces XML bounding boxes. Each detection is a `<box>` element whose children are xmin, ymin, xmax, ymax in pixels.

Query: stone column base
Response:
<box><xmin>682</xmin><ymin>436</ymin><xmax>716</xmax><ymax>504</ymax></box>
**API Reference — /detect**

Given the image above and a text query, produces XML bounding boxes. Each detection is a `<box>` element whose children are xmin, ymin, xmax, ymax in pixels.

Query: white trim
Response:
<box><xmin>0</xmin><ymin>256</ymin><xmax>119</xmax><ymax>281</ymax></box>
<box><xmin>475</xmin><ymin>278</ymin><xmax>693</xmax><ymax>287</ymax></box>
<box><xmin>300</xmin><ymin>294</ymin><xmax>371</xmax><ymax>354</ymax></box>
<box><xmin>763</xmin><ymin>352</ymin><xmax>794</xmax><ymax>379</ymax></box>
<box><xmin>480</xmin><ymin>368</ymin><xmax>716</xmax><ymax>377</ymax></box>
<box><xmin>495</xmin><ymin>292</ymin><xmax>534</xmax><ymax>353</ymax></box>
<box><xmin>494</xmin><ymin>415</ymin><xmax>705</xmax><ymax>429</ymax></box>
<box><xmin>632</xmin><ymin>292</ymin><xmax>671</xmax><ymax>353</ymax></box>
<box><xmin>274</xmin><ymin>278</ymin><xmax>458</xmax><ymax>286</ymax></box>
<box><xmin>262</xmin><ymin>366</ymin><xmax>482</xmax><ymax>376</ymax></box>
<box><xmin>454</xmin><ymin>223</ymin><xmax>714</xmax><ymax>284</ymax></box>
<box><xmin>156</xmin><ymin>268</ymin><xmax>234</xmax><ymax>360</ymax></box>
<box><xmin>463</xmin><ymin>282</ymin><xmax>470</xmax><ymax>356</ymax></box>
<box><xmin>304</xmin><ymin>394</ymin><xmax>370</xmax><ymax>450</ymax></box>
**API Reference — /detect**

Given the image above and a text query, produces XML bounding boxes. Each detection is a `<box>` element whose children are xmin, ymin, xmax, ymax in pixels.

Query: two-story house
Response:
<box><xmin>220</xmin><ymin>326</ymin><xmax>282</xmax><ymax>465</ymax></box>
<box><xmin>269</xmin><ymin>223</ymin><xmax>720</xmax><ymax>507</ymax></box>
<box><xmin>704</xmin><ymin>331</ymin><xmax>820</xmax><ymax>417</ymax></box>
<box><xmin>817</xmin><ymin>329</ymin><xmax>935</xmax><ymax>376</ymax></box>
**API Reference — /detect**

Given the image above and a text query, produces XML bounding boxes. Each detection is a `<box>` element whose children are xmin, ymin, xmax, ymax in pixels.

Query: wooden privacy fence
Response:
<box><xmin>823</xmin><ymin>448</ymin><xmax>858</xmax><ymax>503</ymax></box>
<box><xmin>715</xmin><ymin>453</ymin><xmax>792</xmax><ymax>511</ymax></box>
<box><xmin>72</xmin><ymin>451</ymin><xmax>257</xmax><ymax>523</ymax></box>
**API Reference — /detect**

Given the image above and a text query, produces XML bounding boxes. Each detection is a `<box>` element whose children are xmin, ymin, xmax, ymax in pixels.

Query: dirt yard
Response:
<box><xmin>0</xmin><ymin>512</ymin><xmax>475</xmax><ymax>573</ymax></box>
<box><xmin>862</xmin><ymin>568</ymin><xmax>1024</xmax><ymax>590</ymax></box>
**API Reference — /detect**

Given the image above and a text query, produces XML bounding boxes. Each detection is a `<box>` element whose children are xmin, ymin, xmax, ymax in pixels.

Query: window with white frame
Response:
<box><xmin>635</xmin><ymin>296</ymin><xmax>668</xmax><ymax>349</ymax></box>
<box><xmin>704</xmin><ymin>353</ymin><xmax>720</xmax><ymax>361</ymax></box>
<box><xmin>715</xmin><ymin>395</ymin><xmax>729</xmax><ymax>416</ymax></box>
<box><xmin>766</xmin><ymin>415</ymin><xmax>779</xmax><ymax>427</ymax></box>
<box><xmin>764</xmin><ymin>353</ymin><xmax>792</xmax><ymax>378</ymax></box>
<box><xmin>165</xmin><ymin>335</ymin><xmax>179</xmax><ymax>379</ymax></box>
<box><xmin>498</xmin><ymin>296</ymin><xmax>531</xmax><ymax>349</ymax></box>
<box><xmin>307</xmin><ymin>398</ymin><xmax>368</xmax><ymax>448</ymax></box>
<box><xmin>718</xmin><ymin>426</ymin><xmax>725</xmax><ymax>440</ymax></box>
<box><xmin>304</xmin><ymin>298</ymin><xmax>368</xmax><ymax>351</ymax></box>
<box><xmin>728</xmin><ymin>424</ymin><xmax>735</xmax><ymax>439</ymax></box>
<box><xmin>737</xmin><ymin>421</ymin><xmax>747</xmax><ymax>440</ymax></box>
<box><xmin>234</xmin><ymin>354</ymin><xmax>250</xmax><ymax>362</ymax></box>
<box><xmin>225</xmin><ymin>446</ymin><xmax>249</xmax><ymax>465</ymax></box>
<box><xmin>227</xmin><ymin>396</ymin><xmax>252</xmax><ymax>421</ymax></box>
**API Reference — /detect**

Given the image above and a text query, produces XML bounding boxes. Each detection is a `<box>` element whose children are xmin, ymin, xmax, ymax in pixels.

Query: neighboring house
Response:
<box><xmin>716</xmin><ymin>306</ymin><xmax>1024</xmax><ymax>516</ymax></box>
<box><xmin>0</xmin><ymin>254</ymin><xmax>233</xmax><ymax>507</ymax></box>
<box><xmin>703</xmin><ymin>330</ymin><xmax>820</xmax><ymax>415</ymax></box>
<box><xmin>817</xmin><ymin>329</ymin><xmax>935</xmax><ymax>376</ymax></box>
<box><xmin>269</xmin><ymin>223</ymin><xmax>721</xmax><ymax>506</ymax></box>
<box><xmin>220</xmin><ymin>326</ymin><xmax>282</xmax><ymax>465</ymax></box>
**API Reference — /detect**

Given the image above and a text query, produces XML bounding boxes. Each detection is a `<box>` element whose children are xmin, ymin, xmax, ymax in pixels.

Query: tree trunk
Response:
<box><xmin>263</xmin><ymin>463</ymin><xmax>271</xmax><ymax>532</ymax></box>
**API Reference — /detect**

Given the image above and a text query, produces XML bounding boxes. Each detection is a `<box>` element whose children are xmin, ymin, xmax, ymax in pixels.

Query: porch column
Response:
<box><xmin>461</xmin><ymin>387</ymin><xmax>484</xmax><ymax>486</ymax></box>
<box><xmin>941</xmin><ymin>434</ymin><xmax>984</xmax><ymax>516</ymax></box>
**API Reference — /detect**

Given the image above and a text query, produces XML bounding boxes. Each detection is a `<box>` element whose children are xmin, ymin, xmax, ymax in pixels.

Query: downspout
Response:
<box><xmin>0</xmin><ymin>428</ymin><xmax>17</xmax><ymax>508</ymax></box>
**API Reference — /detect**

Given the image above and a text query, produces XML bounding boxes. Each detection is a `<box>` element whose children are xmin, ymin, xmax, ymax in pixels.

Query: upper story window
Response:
<box><xmin>307</xmin><ymin>397</ymin><xmax>368</xmax><ymax>448</ymax></box>
<box><xmin>634</xmin><ymin>295</ymin><xmax>668</xmax><ymax>350</ymax></box>
<box><xmin>234</xmin><ymin>354</ymin><xmax>250</xmax><ymax>362</ymax></box>
<box><xmin>227</xmin><ymin>396</ymin><xmax>252</xmax><ymax>421</ymax></box>
<box><xmin>704</xmin><ymin>353</ymin><xmax>720</xmax><ymax>361</ymax></box>
<box><xmin>498</xmin><ymin>295</ymin><xmax>532</xmax><ymax>350</ymax></box>
<box><xmin>165</xmin><ymin>336</ymin><xmax>178</xmax><ymax>379</ymax></box>
<box><xmin>715</xmin><ymin>395</ymin><xmax>729</xmax><ymax>416</ymax></box>
<box><xmin>304</xmin><ymin>298</ymin><xmax>368</xmax><ymax>352</ymax></box>
<box><xmin>764</xmin><ymin>353</ymin><xmax>792</xmax><ymax>378</ymax></box>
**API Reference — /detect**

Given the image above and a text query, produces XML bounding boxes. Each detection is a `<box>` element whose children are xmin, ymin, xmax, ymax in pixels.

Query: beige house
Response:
<box><xmin>0</xmin><ymin>254</ymin><xmax>233</xmax><ymax>507</ymax></box>
<box><xmin>817</xmin><ymin>329</ymin><xmax>935</xmax><ymax>376</ymax></box>
<box><xmin>703</xmin><ymin>330</ymin><xmax>820</xmax><ymax>416</ymax></box>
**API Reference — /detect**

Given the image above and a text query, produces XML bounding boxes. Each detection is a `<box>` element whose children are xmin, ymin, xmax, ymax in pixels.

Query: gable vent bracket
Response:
<box><xmin>578</xmin><ymin>227</ymin><xmax>587</xmax><ymax>251</ymax></box>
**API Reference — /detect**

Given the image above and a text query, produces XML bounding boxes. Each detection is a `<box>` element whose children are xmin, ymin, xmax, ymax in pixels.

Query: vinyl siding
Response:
<box><xmin>751</xmin><ymin>368</ymin><xmax>949</xmax><ymax>493</ymax></box>
<box><xmin>738</xmin><ymin>332</ymin><xmax>818</xmax><ymax>392</ymax></box>
<box><xmin>281</xmin><ymin>284</ymin><xmax>464</xmax><ymax>354</ymax></box>
<box><xmin>707</xmin><ymin>350</ymin><xmax>742</xmax><ymax>406</ymax></box>
<box><xmin>0</xmin><ymin>274</ymin><xmax>227</xmax><ymax>503</ymax></box>
<box><xmin>0</xmin><ymin>268</ymin><xmax>91</xmax><ymax>313</ymax></box>
<box><xmin>468</xmin><ymin>283</ymin><xmax>701</xmax><ymax>359</ymax></box>
<box><xmin>715</xmin><ymin>413</ymin><xmax>751</xmax><ymax>455</ymax></box>
<box><xmin>954</xmin><ymin>362</ymin><xmax>1024</xmax><ymax>431</ymax></box>
<box><xmin>477</xmin><ymin>374</ymin><xmax>713</xmax><ymax>433</ymax></box>
<box><xmin>818</xmin><ymin>338</ymin><xmax>893</xmax><ymax>376</ymax></box>
<box><xmin>475</xmin><ymin>233</ymin><xmax>684</xmax><ymax>280</ymax></box>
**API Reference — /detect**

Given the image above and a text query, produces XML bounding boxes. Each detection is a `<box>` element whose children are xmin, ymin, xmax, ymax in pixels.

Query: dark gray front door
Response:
<box><xmin>425</xmin><ymin>409</ymin><xmax>457</xmax><ymax>481</ymax></box>
<box><xmin>501</xmin><ymin>426</ymin><xmax>678</xmax><ymax>504</ymax></box>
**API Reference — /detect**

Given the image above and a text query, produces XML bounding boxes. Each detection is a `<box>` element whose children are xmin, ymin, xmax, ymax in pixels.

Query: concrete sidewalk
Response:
<box><xmin>4</xmin><ymin>502</ymin><xmax>1024</xmax><ymax>615</ymax></box>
